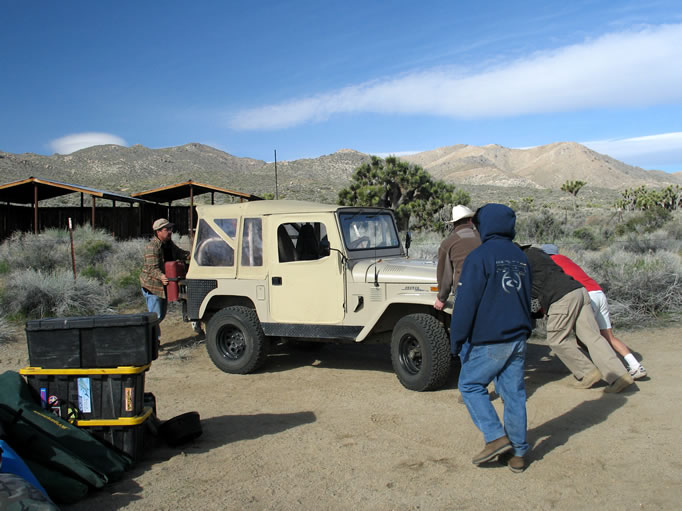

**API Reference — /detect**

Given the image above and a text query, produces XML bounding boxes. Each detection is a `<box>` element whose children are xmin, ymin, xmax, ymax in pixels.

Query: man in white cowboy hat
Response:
<box><xmin>434</xmin><ymin>205</ymin><xmax>481</xmax><ymax>311</ymax></box>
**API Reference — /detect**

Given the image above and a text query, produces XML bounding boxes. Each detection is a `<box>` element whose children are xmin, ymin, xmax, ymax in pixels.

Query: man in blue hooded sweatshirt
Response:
<box><xmin>451</xmin><ymin>204</ymin><xmax>532</xmax><ymax>473</ymax></box>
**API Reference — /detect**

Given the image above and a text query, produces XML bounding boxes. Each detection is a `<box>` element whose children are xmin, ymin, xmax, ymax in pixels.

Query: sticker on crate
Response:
<box><xmin>125</xmin><ymin>387</ymin><xmax>134</xmax><ymax>412</ymax></box>
<box><xmin>77</xmin><ymin>377</ymin><xmax>92</xmax><ymax>413</ymax></box>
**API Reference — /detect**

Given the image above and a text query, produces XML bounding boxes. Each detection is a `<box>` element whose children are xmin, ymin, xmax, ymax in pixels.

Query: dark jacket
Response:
<box><xmin>436</xmin><ymin>223</ymin><xmax>481</xmax><ymax>302</ymax></box>
<box><xmin>450</xmin><ymin>204</ymin><xmax>532</xmax><ymax>355</ymax></box>
<box><xmin>523</xmin><ymin>247</ymin><xmax>581</xmax><ymax>312</ymax></box>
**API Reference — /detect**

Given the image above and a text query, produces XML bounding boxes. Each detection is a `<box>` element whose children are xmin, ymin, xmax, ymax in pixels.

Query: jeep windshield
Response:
<box><xmin>338</xmin><ymin>210</ymin><xmax>401</xmax><ymax>255</ymax></box>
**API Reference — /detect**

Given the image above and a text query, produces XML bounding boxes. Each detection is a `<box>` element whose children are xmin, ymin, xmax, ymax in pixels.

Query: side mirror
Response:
<box><xmin>405</xmin><ymin>231</ymin><xmax>411</xmax><ymax>256</ymax></box>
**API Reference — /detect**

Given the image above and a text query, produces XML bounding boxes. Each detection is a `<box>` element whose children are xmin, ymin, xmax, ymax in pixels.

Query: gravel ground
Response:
<box><xmin>1</xmin><ymin>317</ymin><xmax>680</xmax><ymax>510</ymax></box>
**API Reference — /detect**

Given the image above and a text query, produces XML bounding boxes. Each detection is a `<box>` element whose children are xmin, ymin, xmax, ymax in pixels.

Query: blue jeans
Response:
<box><xmin>141</xmin><ymin>288</ymin><xmax>166</xmax><ymax>339</ymax></box>
<box><xmin>459</xmin><ymin>338</ymin><xmax>529</xmax><ymax>457</ymax></box>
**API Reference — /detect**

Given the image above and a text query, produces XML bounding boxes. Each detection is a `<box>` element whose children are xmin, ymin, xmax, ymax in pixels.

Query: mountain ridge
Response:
<box><xmin>1</xmin><ymin>142</ymin><xmax>679</xmax><ymax>203</ymax></box>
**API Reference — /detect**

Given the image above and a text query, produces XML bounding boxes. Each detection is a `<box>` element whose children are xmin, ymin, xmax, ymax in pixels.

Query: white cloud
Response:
<box><xmin>582</xmin><ymin>132</ymin><xmax>682</xmax><ymax>167</ymax></box>
<box><xmin>50</xmin><ymin>133</ymin><xmax>127</xmax><ymax>154</ymax></box>
<box><xmin>230</xmin><ymin>23</ymin><xmax>682</xmax><ymax>130</ymax></box>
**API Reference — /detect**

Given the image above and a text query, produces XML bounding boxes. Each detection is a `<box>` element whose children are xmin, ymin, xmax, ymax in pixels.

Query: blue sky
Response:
<box><xmin>2</xmin><ymin>0</ymin><xmax>682</xmax><ymax>173</ymax></box>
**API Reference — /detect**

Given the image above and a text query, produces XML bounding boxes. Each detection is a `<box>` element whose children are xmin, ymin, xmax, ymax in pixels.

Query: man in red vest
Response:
<box><xmin>541</xmin><ymin>244</ymin><xmax>647</xmax><ymax>380</ymax></box>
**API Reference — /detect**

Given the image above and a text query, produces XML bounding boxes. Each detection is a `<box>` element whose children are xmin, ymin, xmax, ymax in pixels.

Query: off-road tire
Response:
<box><xmin>206</xmin><ymin>306</ymin><xmax>268</xmax><ymax>374</ymax></box>
<box><xmin>390</xmin><ymin>313</ymin><xmax>451</xmax><ymax>391</ymax></box>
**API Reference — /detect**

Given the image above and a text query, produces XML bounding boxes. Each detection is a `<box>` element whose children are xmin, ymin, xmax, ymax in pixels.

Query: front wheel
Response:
<box><xmin>391</xmin><ymin>314</ymin><xmax>451</xmax><ymax>391</ymax></box>
<box><xmin>206</xmin><ymin>306</ymin><xmax>268</xmax><ymax>374</ymax></box>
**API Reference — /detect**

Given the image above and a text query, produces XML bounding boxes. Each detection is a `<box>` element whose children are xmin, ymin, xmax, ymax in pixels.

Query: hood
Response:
<box><xmin>350</xmin><ymin>257</ymin><xmax>438</xmax><ymax>284</ymax></box>
<box><xmin>476</xmin><ymin>203</ymin><xmax>516</xmax><ymax>242</ymax></box>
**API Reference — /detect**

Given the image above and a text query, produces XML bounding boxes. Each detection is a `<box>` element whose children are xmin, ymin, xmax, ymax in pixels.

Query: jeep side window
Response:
<box><xmin>277</xmin><ymin>222</ymin><xmax>328</xmax><ymax>262</ymax></box>
<box><xmin>194</xmin><ymin>218</ymin><xmax>235</xmax><ymax>266</ymax></box>
<box><xmin>241</xmin><ymin>218</ymin><xmax>263</xmax><ymax>266</ymax></box>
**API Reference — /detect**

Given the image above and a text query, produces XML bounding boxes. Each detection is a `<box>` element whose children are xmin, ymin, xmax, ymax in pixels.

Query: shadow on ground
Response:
<box><xmin>527</xmin><ymin>393</ymin><xmax>629</xmax><ymax>465</ymax></box>
<box><xmin>65</xmin><ymin>410</ymin><xmax>316</xmax><ymax>511</ymax></box>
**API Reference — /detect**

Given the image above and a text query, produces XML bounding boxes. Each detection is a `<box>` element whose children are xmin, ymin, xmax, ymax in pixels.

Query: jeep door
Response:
<box><xmin>269</xmin><ymin>217</ymin><xmax>344</xmax><ymax>324</ymax></box>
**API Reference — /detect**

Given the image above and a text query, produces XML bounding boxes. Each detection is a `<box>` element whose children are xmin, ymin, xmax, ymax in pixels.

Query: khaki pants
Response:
<box><xmin>546</xmin><ymin>288</ymin><xmax>626</xmax><ymax>384</ymax></box>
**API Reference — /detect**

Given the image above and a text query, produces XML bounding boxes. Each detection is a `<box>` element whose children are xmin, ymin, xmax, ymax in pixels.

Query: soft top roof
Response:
<box><xmin>195</xmin><ymin>200</ymin><xmax>392</xmax><ymax>217</ymax></box>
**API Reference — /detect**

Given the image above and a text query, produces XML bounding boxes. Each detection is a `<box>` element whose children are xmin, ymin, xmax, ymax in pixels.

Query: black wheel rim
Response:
<box><xmin>398</xmin><ymin>334</ymin><xmax>422</xmax><ymax>375</ymax></box>
<box><xmin>216</xmin><ymin>324</ymin><xmax>246</xmax><ymax>360</ymax></box>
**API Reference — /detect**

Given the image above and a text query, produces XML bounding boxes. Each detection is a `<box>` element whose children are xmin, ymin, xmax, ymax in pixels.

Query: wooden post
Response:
<box><xmin>33</xmin><ymin>182</ymin><xmax>38</xmax><ymax>234</ymax></box>
<box><xmin>189</xmin><ymin>183</ymin><xmax>195</xmax><ymax>239</ymax></box>
<box><xmin>68</xmin><ymin>218</ymin><xmax>77</xmax><ymax>280</ymax></box>
<box><xmin>91</xmin><ymin>196</ymin><xmax>96</xmax><ymax>227</ymax></box>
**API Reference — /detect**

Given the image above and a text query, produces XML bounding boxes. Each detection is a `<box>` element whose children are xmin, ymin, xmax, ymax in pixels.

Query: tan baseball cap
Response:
<box><xmin>152</xmin><ymin>218</ymin><xmax>174</xmax><ymax>231</ymax></box>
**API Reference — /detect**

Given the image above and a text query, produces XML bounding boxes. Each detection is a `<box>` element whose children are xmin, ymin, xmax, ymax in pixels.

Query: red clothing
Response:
<box><xmin>549</xmin><ymin>254</ymin><xmax>602</xmax><ymax>292</ymax></box>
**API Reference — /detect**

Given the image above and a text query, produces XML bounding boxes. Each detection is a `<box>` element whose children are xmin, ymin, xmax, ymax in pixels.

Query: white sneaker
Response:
<box><xmin>629</xmin><ymin>365</ymin><xmax>647</xmax><ymax>380</ymax></box>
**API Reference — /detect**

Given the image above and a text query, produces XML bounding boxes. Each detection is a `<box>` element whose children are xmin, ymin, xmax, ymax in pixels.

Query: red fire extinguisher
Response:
<box><xmin>164</xmin><ymin>261</ymin><xmax>187</xmax><ymax>302</ymax></box>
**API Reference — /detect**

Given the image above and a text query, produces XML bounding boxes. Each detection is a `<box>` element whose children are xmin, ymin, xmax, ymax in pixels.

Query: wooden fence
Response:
<box><xmin>0</xmin><ymin>204</ymin><xmax>199</xmax><ymax>241</ymax></box>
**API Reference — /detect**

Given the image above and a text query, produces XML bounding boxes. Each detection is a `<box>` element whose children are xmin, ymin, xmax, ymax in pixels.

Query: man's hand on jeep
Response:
<box><xmin>434</xmin><ymin>298</ymin><xmax>445</xmax><ymax>311</ymax></box>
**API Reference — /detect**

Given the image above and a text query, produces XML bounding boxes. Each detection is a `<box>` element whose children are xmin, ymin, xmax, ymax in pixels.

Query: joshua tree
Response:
<box><xmin>561</xmin><ymin>180</ymin><xmax>586</xmax><ymax>211</ymax></box>
<box><xmin>338</xmin><ymin>155</ymin><xmax>470</xmax><ymax>233</ymax></box>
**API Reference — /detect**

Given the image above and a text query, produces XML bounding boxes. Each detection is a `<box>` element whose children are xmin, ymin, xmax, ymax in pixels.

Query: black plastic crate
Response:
<box><xmin>25</xmin><ymin>313</ymin><xmax>159</xmax><ymax>368</ymax></box>
<box><xmin>21</xmin><ymin>365</ymin><xmax>148</xmax><ymax>421</ymax></box>
<box><xmin>77</xmin><ymin>408</ymin><xmax>153</xmax><ymax>462</ymax></box>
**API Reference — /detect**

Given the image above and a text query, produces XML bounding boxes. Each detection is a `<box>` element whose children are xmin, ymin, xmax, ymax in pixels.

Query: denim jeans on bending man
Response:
<box><xmin>458</xmin><ymin>337</ymin><xmax>529</xmax><ymax>458</ymax></box>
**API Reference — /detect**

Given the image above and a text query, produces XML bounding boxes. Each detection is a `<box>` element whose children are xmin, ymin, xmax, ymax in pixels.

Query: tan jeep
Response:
<box><xmin>180</xmin><ymin>200</ymin><xmax>453</xmax><ymax>391</ymax></box>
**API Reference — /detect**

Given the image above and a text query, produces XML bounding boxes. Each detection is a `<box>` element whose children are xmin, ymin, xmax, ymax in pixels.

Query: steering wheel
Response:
<box><xmin>349</xmin><ymin>236</ymin><xmax>371</xmax><ymax>249</ymax></box>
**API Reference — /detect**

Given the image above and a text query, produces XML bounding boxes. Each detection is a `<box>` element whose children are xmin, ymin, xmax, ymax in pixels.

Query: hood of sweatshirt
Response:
<box><xmin>476</xmin><ymin>203</ymin><xmax>516</xmax><ymax>242</ymax></box>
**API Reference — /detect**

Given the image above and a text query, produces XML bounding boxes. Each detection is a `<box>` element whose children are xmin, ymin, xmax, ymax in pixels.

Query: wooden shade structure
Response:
<box><xmin>131</xmin><ymin>180</ymin><xmax>262</xmax><ymax>236</ymax></box>
<box><xmin>0</xmin><ymin>177</ymin><xmax>147</xmax><ymax>234</ymax></box>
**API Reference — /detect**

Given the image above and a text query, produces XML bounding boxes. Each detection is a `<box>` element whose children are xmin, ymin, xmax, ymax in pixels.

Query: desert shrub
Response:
<box><xmin>1</xmin><ymin>269</ymin><xmax>110</xmax><ymax>319</ymax></box>
<box><xmin>578</xmin><ymin>250</ymin><xmax>682</xmax><ymax>326</ymax></box>
<box><xmin>73</xmin><ymin>226</ymin><xmax>116</xmax><ymax>269</ymax></box>
<box><xmin>571</xmin><ymin>227</ymin><xmax>601</xmax><ymax>251</ymax></box>
<box><xmin>0</xmin><ymin>229</ymin><xmax>72</xmax><ymax>272</ymax></box>
<box><xmin>0</xmin><ymin>228</ymin><xmax>151</xmax><ymax>314</ymax></box>
<box><xmin>0</xmin><ymin>315</ymin><xmax>15</xmax><ymax>344</ymax></box>
<box><xmin>107</xmin><ymin>239</ymin><xmax>147</xmax><ymax>307</ymax></box>
<box><xmin>515</xmin><ymin>209</ymin><xmax>565</xmax><ymax>244</ymax></box>
<box><xmin>81</xmin><ymin>264</ymin><xmax>108</xmax><ymax>281</ymax></box>
<box><xmin>615</xmin><ymin>207</ymin><xmax>672</xmax><ymax>236</ymax></box>
<box><xmin>618</xmin><ymin>231</ymin><xmax>679</xmax><ymax>254</ymax></box>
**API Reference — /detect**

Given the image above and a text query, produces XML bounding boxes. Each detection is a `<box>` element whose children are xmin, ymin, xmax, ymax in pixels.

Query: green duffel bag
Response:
<box><xmin>0</xmin><ymin>371</ymin><xmax>132</xmax><ymax>502</ymax></box>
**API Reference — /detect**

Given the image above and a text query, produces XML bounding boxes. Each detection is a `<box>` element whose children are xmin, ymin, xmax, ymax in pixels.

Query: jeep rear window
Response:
<box><xmin>339</xmin><ymin>212</ymin><xmax>400</xmax><ymax>251</ymax></box>
<box><xmin>193</xmin><ymin>218</ymin><xmax>235</xmax><ymax>267</ymax></box>
<box><xmin>241</xmin><ymin>218</ymin><xmax>263</xmax><ymax>266</ymax></box>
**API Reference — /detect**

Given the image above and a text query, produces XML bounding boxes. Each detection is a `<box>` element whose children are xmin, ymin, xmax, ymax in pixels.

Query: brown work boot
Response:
<box><xmin>572</xmin><ymin>368</ymin><xmax>602</xmax><ymax>389</ymax></box>
<box><xmin>604</xmin><ymin>372</ymin><xmax>635</xmax><ymax>393</ymax></box>
<box><xmin>508</xmin><ymin>455</ymin><xmax>525</xmax><ymax>473</ymax></box>
<box><xmin>472</xmin><ymin>436</ymin><xmax>512</xmax><ymax>465</ymax></box>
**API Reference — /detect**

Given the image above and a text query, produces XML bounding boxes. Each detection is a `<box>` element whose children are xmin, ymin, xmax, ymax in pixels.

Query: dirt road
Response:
<box><xmin>1</xmin><ymin>318</ymin><xmax>680</xmax><ymax>510</ymax></box>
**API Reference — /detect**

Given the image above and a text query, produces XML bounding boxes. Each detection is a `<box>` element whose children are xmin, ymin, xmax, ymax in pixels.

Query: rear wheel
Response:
<box><xmin>391</xmin><ymin>313</ymin><xmax>451</xmax><ymax>391</ymax></box>
<box><xmin>206</xmin><ymin>306</ymin><xmax>268</xmax><ymax>374</ymax></box>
